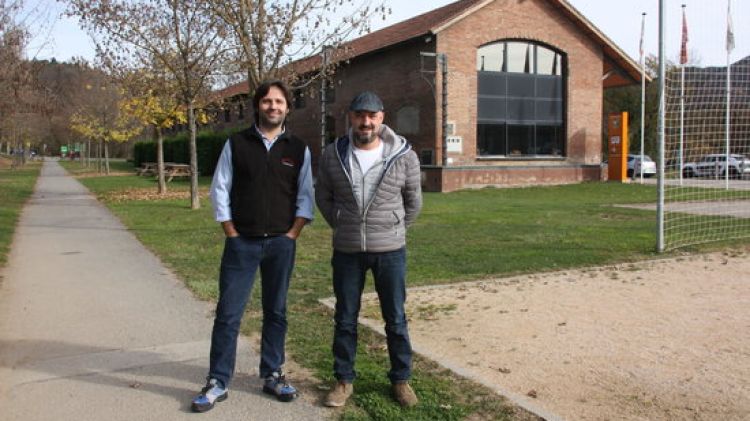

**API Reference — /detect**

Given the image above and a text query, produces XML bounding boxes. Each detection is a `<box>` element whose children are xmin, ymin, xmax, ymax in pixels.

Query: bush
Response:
<box><xmin>133</xmin><ymin>127</ymin><xmax>242</xmax><ymax>176</ymax></box>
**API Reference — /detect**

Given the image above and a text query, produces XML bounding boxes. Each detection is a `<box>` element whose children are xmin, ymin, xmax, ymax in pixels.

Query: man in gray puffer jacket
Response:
<box><xmin>316</xmin><ymin>91</ymin><xmax>422</xmax><ymax>409</ymax></box>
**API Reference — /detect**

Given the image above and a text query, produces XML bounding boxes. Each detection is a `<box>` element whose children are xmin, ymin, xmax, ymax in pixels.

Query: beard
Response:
<box><xmin>353</xmin><ymin>125</ymin><xmax>378</xmax><ymax>144</ymax></box>
<box><xmin>259</xmin><ymin>111</ymin><xmax>285</xmax><ymax>128</ymax></box>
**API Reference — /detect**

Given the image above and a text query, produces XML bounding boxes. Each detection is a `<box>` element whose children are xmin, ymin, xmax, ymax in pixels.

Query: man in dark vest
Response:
<box><xmin>192</xmin><ymin>80</ymin><xmax>314</xmax><ymax>412</ymax></box>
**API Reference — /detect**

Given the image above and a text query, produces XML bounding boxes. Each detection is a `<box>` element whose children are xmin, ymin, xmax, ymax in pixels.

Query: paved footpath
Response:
<box><xmin>0</xmin><ymin>160</ymin><xmax>327</xmax><ymax>421</ymax></box>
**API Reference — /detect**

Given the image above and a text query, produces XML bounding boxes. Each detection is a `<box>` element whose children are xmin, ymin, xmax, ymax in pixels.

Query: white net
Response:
<box><xmin>662</xmin><ymin>57</ymin><xmax>750</xmax><ymax>250</ymax></box>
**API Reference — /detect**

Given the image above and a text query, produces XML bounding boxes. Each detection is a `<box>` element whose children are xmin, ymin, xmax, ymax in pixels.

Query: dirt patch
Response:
<box><xmin>359</xmin><ymin>249</ymin><xmax>750</xmax><ymax>421</ymax></box>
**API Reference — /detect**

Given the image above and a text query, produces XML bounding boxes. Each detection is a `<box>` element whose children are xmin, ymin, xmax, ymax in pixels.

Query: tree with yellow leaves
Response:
<box><xmin>121</xmin><ymin>73</ymin><xmax>186</xmax><ymax>194</ymax></box>
<box><xmin>70</xmin><ymin>81</ymin><xmax>142</xmax><ymax>175</ymax></box>
<box><xmin>67</xmin><ymin>0</ymin><xmax>226</xmax><ymax>210</ymax></box>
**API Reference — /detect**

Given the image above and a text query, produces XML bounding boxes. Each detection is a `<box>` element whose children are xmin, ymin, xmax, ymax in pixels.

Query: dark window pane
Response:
<box><xmin>536</xmin><ymin>99</ymin><xmax>562</xmax><ymax>122</ymax></box>
<box><xmin>507</xmin><ymin>74</ymin><xmax>535</xmax><ymax>97</ymax></box>
<box><xmin>478</xmin><ymin>73</ymin><xmax>506</xmax><ymax>96</ymax></box>
<box><xmin>294</xmin><ymin>90</ymin><xmax>306</xmax><ymax>109</ymax></box>
<box><xmin>536</xmin><ymin>125</ymin><xmax>564</xmax><ymax>155</ymax></box>
<box><xmin>507</xmin><ymin>125</ymin><xmax>533</xmax><ymax>155</ymax></box>
<box><xmin>506</xmin><ymin>98</ymin><xmax>535</xmax><ymax>121</ymax></box>
<box><xmin>325</xmin><ymin>86</ymin><xmax>335</xmax><ymax>103</ymax></box>
<box><xmin>478</xmin><ymin>97</ymin><xmax>507</xmax><ymax>122</ymax></box>
<box><xmin>536</xmin><ymin>77</ymin><xmax>561</xmax><ymax>98</ymax></box>
<box><xmin>477</xmin><ymin>123</ymin><xmax>506</xmax><ymax>155</ymax></box>
<box><xmin>420</xmin><ymin>149</ymin><xmax>434</xmax><ymax>165</ymax></box>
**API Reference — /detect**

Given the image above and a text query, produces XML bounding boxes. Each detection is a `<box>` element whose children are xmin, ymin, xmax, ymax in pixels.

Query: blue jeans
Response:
<box><xmin>331</xmin><ymin>247</ymin><xmax>412</xmax><ymax>383</ymax></box>
<box><xmin>208</xmin><ymin>235</ymin><xmax>296</xmax><ymax>387</ymax></box>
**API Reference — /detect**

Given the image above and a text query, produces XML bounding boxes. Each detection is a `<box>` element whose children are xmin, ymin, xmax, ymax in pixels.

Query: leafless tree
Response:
<box><xmin>66</xmin><ymin>0</ymin><xmax>228</xmax><ymax>209</ymax></box>
<box><xmin>1</xmin><ymin>1</ymin><xmax>64</xmax><ymax>161</ymax></box>
<box><xmin>0</xmin><ymin>0</ymin><xmax>30</xmax><ymax>162</ymax></box>
<box><xmin>205</xmin><ymin>0</ymin><xmax>389</xmax><ymax>93</ymax></box>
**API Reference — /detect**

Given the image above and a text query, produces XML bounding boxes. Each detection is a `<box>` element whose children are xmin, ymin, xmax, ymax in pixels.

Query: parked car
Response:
<box><xmin>682</xmin><ymin>154</ymin><xmax>750</xmax><ymax>179</ymax></box>
<box><xmin>627</xmin><ymin>154</ymin><xmax>656</xmax><ymax>178</ymax></box>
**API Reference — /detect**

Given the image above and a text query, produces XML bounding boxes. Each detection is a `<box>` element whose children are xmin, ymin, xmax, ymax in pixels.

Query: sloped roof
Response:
<box><xmin>219</xmin><ymin>0</ymin><xmax>646</xmax><ymax>96</ymax></box>
<box><xmin>285</xmin><ymin>0</ymin><xmax>487</xmax><ymax>76</ymax></box>
<box><xmin>333</xmin><ymin>0</ymin><xmax>488</xmax><ymax>61</ymax></box>
<box><xmin>214</xmin><ymin>81</ymin><xmax>250</xmax><ymax>100</ymax></box>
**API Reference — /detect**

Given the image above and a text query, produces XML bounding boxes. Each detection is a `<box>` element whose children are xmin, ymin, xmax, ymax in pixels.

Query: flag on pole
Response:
<box><xmin>726</xmin><ymin>0</ymin><xmax>735</xmax><ymax>52</ymax></box>
<box><xmin>680</xmin><ymin>7</ymin><xmax>689</xmax><ymax>65</ymax></box>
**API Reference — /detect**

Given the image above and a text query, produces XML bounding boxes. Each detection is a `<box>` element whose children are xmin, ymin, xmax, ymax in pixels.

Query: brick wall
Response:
<box><xmin>422</xmin><ymin>164</ymin><xmax>606</xmax><ymax>192</ymax></box>
<box><xmin>437</xmin><ymin>0</ymin><xmax>603</xmax><ymax>165</ymax></box>
<box><xmin>288</xmin><ymin>38</ymin><xmax>438</xmax><ymax>167</ymax></box>
<box><xmin>261</xmin><ymin>0</ymin><xmax>609</xmax><ymax>191</ymax></box>
<box><xmin>435</xmin><ymin>0</ymin><xmax>604</xmax><ymax>168</ymax></box>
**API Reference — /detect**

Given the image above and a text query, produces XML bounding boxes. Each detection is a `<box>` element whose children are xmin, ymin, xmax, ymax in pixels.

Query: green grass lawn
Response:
<box><xmin>59</xmin><ymin>158</ymin><xmax>135</xmax><ymax>175</ymax></box>
<box><xmin>68</xmin><ymin>164</ymin><xmax>745</xmax><ymax>420</ymax></box>
<box><xmin>0</xmin><ymin>162</ymin><xmax>41</xmax><ymax>267</ymax></box>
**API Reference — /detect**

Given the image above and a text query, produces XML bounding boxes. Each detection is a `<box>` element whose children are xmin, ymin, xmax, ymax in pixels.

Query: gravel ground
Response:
<box><xmin>358</xmin><ymin>249</ymin><xmax>750</xmax><ymax>421</ymax></box>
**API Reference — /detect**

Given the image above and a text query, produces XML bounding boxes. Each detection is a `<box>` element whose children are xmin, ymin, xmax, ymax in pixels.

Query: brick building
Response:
<box><xmin>215</xmin><ymin>0</ymin><xmax>646</xmax><ymax>192</ymax></box>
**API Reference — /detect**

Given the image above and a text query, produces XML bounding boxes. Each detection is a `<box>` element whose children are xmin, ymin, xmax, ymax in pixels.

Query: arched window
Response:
<box><xmin>476</xmin><ymin>40</ymin><xmax>565</xmax><ymax>157</ymax></box>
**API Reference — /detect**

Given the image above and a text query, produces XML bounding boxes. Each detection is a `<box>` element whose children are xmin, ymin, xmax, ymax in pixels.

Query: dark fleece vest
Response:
<box><xmin>229</xmin><ymin>127</ymin><xmax>306</xmax><ymax>237</ymax></box>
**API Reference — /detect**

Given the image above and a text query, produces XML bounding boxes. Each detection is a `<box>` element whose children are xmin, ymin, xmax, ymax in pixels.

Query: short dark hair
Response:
<box><xmin>252</xmin><ymin>79</ymin><xmax>293</xmax><ymax>123</ymax></box>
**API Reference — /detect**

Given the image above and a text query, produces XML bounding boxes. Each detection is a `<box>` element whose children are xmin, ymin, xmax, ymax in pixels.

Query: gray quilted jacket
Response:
<box><xmin>315</xmin><ymin>124</ymin><xmax>422</xmax><ymax>253</ymax></box>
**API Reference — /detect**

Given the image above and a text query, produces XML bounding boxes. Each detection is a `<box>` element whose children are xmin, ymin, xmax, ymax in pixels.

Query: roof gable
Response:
<box><xmin>300</xmin><ymin>0</ymin><xmax>645</xmax><ymax>86</ymax></box>
<box><xmin>220</xmin><ymin>0</ymin><xmax>646</xmax><ymax>96</ymax></box>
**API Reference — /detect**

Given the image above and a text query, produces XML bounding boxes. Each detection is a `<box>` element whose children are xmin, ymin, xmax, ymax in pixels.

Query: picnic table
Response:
<box><xmin>164</xmin><ymin>163</ymin><xmax>192</xmax><ymax>182</ymax></box>
<box><xmin>136</xmin><ymin>162</ymin><xmax>192</xmax><ymax>182</ymax></box>
<box><xmin>136</xmin><ymin>162</ymin><xmax>158</xmax><ymax>176</ymax></box>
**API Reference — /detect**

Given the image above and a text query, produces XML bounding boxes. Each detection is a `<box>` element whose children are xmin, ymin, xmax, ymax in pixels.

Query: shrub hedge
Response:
<box><xmin>133</xmin><ymin>127</ymin><xmax>242</xmax><ymax>176</ymax></box>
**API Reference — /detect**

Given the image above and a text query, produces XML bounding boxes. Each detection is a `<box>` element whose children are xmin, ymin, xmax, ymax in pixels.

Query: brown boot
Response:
<box><xmin>392</xmin><ymin>382</ymin><xmax>418</xmax><ymax>407</ymax></box>
<box><xmin>324</xmin><ymin>381</ymin><xmax>353</xmax><ymax>407</ymax></box>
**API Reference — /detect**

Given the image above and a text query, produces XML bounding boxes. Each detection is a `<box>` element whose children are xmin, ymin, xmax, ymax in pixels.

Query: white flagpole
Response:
<box><xmin>640</xmin><ymin>12</ymin><xmax>647</xmax><ymax>183</ymax></box>
<box><xmin>725</xmin><ymin>55</ymin><xmax>731</xmax><ymax>190</ymax></box>
<box><xmin>725</xmin><ymin>0</ymin><xmax>734</xmax><ymax>190</ymax></box>
<box><xmin>680</xmin><ymin>66</ymin><xmax>685</xmax><ymax>185</ymax></box>
<box><xmin>657</xmin><ymin>0</ymin><xmax>666</xmax><ymax>252</ymax></box>
<box><xmin>679</xmin><ymin>5</ymin><xmax>687</xmax><ymax>186</ymax></box>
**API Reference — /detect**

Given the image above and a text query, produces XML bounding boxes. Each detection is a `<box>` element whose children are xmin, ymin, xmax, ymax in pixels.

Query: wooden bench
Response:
<box><xmin>164</xmin><ymin>163</ymin><xmax>192</xmax><ymax>182</ymax></box>
<box><xmin>136</xmin><ymin>162</ymin><xmax>157</xmax><ymax>176</ymax></box>
<box><xmin>137</xmin><ymin>162</ymin><xmax>192</xmax><ymax>182</ymax></box>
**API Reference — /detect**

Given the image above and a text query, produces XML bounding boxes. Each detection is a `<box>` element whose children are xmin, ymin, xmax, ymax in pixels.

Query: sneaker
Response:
<box><xmin>262</xmin><ymin>372</ymin><xmax>298</xmax><ymax>402</ymax></box>
<box><xmin>191</xmin><ymin>378</ymin><xmax>228</xmax><ymax>413</ymax></box>
<box><xmin>324</xmin><ymin>381</ymin><xmax>353</xmax><ymax>407</ymax></box>
<box><xmin>392</xmin><ymin>382</ymin><xmax>418</xmax><ymax>408</ymax></box>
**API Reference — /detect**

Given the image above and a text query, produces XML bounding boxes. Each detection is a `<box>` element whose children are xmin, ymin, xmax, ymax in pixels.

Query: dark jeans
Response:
<box><xmin>331</xmin><ymin>247</ymin><xmax>412</xmax><ymax>383</ymax></box>
<box><xmin>208</xmin><ymin>234</ymin><xmax>296</xmax><ymax>387</ymax></box>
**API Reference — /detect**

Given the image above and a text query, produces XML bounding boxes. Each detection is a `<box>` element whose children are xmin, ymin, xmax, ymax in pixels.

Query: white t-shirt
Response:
<box><xmin>352</xmin><ymin>142</ymin><xmax>384</xmax><ymax>175</ymax></box>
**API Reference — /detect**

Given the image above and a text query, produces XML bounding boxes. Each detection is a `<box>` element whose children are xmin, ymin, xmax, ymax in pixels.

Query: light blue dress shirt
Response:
<box><xmin>209</xmin><ymin>126</ymin><xmax>314</xmax><ymax>223</ymax></box>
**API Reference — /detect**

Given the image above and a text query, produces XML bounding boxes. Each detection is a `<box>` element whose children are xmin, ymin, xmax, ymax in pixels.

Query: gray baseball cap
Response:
<box><xmin>349</xmin><ymin>91</ymin><xmax>384</xmax><ymax>112</ymax></box>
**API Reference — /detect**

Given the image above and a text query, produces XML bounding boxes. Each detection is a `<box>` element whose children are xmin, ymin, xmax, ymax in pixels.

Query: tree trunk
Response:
<box><xmin>188</xmin><ymin>103</ymin><xmax>200</xmax><ymax>210</ymax></box>
<box><xmin>87</xmin><ymin>139</ymin><xmax>91</xmax><ymax>167</ymax></box>
<box><xmin>104</xmin><ymin>140</ymin><xmax>110</xmax><ymax>175</ymax></box>
<box><xmin>156</xmin><ymin>125</ymin><xmax>167</xmax><ymax>194</ymax></box>
<box><xmin>96</xmin><ymin>140</ymin><xmax>101</xmax><ymax>173</ymax></box>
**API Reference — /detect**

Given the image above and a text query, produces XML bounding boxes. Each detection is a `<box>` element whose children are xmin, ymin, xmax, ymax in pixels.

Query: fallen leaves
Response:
<box><xmin>103</xmin><ymin>187</ymin><xmax>209</xmax><ymax>202</ymax></box>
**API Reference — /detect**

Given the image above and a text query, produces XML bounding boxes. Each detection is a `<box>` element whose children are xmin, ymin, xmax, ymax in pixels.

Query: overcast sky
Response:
<box><xmin>27</xmin><ymin>0</ymin><xmax>748</xmax><ymax>67</ymax></box>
